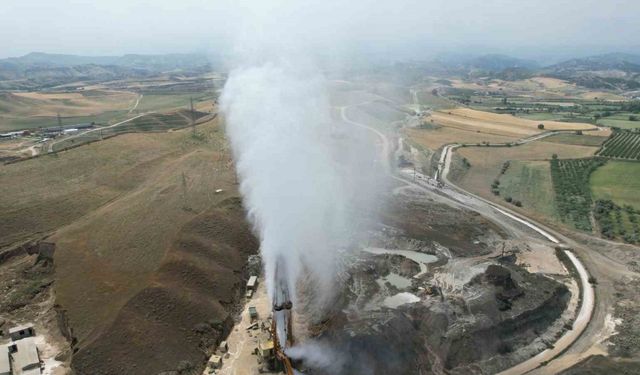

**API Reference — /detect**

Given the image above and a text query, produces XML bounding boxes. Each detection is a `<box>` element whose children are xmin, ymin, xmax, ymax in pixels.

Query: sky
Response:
<box><xmin>2</xmin><ymin>0</ymin><xmax>640</xmax><ymax>61</ymax></box>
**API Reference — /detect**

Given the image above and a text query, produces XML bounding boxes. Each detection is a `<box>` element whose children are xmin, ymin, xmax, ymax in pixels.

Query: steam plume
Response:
<box><xmin>222</xmin><ymin>57</ymin><xmax>384</xmax><ymax>304</ymax></box>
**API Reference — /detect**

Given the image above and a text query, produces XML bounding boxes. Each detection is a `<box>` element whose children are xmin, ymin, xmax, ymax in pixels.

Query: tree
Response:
<box><xmin>630</xmin><ymin>115</ymin><xmax>638</xmax><ymax>121</ymax></box>
<box><xmin>505</xmin><ymin>196</ymin><xmax>513</xmax><ymax>203</ymax></box>
<box><xmin>552</xmin><ymin>153</ymin><xmax>558</xmax><ymax>160</ymax></box>
<box><xmin>538</xmin><ymin>123</ymin><xmax>545</xmax><ymax>130</ymax></box>
<box><xmin>575</xmin><ymin>130</ymin><xmax>583</xmax><ymax>135</ymax></box>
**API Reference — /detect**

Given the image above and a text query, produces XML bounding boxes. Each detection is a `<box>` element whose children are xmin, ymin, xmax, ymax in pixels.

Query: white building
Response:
<box><xmin>9</xmin><ymin>337</ymin><xmax>41</xmax><ymax>375</ymax></box>
<box><xmin>0</xmin><ymin>345</ymin><xmax>11</xmax><ymax>375</ymax></box>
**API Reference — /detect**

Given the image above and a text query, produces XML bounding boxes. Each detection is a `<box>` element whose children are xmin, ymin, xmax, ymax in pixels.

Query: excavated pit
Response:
<box><xmin>295</xmin><ymin>194</ymin><xmax>570</xmax><ymax>375</ymax></box>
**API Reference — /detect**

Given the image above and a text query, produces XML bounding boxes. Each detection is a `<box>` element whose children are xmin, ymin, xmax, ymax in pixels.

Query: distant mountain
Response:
<box><xmin>544</xmin><ymin>53</ymin><xmax>640</xmax><ymax>90</ymax></box>
<box><xmin>469</xmin><ymin>54</ymin><xmax>539</xmax><ymax>71</ymax></box>
<box><xmin>2</xmin><ymin>52</ymin><xmax>211</xmax><ymax>71</ymax></box>
<box><xmin>2</xmin><ymin>52</ymin><xmax>118</xmax><ymax>68</ymax></box>
<box><xmin>547</xmin><ymin>53</ymin><xmax>640</xmax><ymax>73</ymax></box>
<box><xmin>434</xmin><ymin>53</ymin><xmax>539</xmax><ymax>73</ymax></box>
<box><xmin>0</xmin><ymin>52</ymin><xmax>214</xmax><ymax>91</ymax></box>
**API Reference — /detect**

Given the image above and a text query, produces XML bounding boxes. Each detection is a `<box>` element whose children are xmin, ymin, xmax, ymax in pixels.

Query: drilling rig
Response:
<box><xmin>271</xmin><ymin>257</ymin><xmax>295</xmax><ymax>375</ymax></box>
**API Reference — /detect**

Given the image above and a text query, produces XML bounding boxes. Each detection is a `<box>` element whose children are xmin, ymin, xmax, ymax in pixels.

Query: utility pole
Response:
<box><xmin>190</xmin><ymin>97</ymin><xmax>195</xmax><ymax>122</ymax></box>
<box><xmin>190</xmin><ymin>97</ymin><xmax>196</xmax><ymax>135</ymax></box>
<box><xmin>57</xmin><ymin>112</ymin><xmax>62</xmax><ymax>128</ymax></box>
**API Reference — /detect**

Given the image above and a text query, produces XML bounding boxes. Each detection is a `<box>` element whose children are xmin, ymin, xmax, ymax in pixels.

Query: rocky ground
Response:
<box><xmin>0</xmin><ymin>240</ymin><xmax>70</xmax><ymax>374</ymax></box>
<box><xmin>293</xmin><ymin>192</ymin><xmax>575</xmax><ymax>375</ymax></box>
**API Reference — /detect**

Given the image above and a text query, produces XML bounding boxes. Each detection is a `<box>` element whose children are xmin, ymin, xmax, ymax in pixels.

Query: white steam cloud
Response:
<box><xmin>220</xmin><ymin>2</ymin><xmax>386</xmax><ymax>306</ymax></box>
<box><xmin>222</xmin><ymin>59</ymin><xmax>384</xmax><ymax>304</ymax></box>
<box><xmin>286</xmin><ymin>340</ymin><xmax>347</xmax><ymax>373</ymax></box>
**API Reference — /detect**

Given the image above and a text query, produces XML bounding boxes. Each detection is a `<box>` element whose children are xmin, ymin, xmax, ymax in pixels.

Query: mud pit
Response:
<box><xmin>293</xmin><ymin>192</ymin><xmax>574</xmax><ymax>375</ymax></box>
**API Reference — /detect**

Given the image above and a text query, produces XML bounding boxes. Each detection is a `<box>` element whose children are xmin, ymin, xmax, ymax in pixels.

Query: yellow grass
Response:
<box><xmin>579</xmin><ymin>91</ymin><xmax>626</xmax><ymax>101</ymax></box>
<box><xmin>432</xmin><ymin>108</ymin><xmax>598</xmax><ymax>137</ymax></box>
<box><xmin>405</xmin><ymin>126</ymin><xmax>518</xmax><ymax>150</ymax></box>
<box><xmin>0</xmin><ymin>118</ymin><xmax>235</xmax><ymax>340</ymax></box>
<box><xmin>8</xmin><ymin>90</ymin><xmax>137</xmax><ymax>117</ymax></box>
<box><xmin>529</xmin><ymin>77</ymin><xmax>572</xmax><ymax>90</ymax></box>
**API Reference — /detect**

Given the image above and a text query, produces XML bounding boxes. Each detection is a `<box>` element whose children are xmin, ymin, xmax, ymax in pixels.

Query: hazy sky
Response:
<box><xmin>2</xmin><ymin>0</ymin><xmax>639</xmax><ymax>61</ymax></box>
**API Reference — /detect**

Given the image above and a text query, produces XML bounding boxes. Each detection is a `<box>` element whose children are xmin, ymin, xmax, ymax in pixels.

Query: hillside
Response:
<box><xmin>0</xmin><ymin>52</ymin><xmax>215</xmax><ymax>91</ymax></box>
<box><xmin>0</xmin><ymin>117</ymin><xmax>257</xmax><ymax>374</ymax></box>
<box><xmin>543</xmin><ymin>53</ymin><xmax>640</xmax><ymax>90</ymax></box>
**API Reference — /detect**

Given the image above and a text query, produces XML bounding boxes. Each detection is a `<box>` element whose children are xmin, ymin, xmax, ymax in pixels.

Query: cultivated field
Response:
<box><xmin>0</xmin><ymin>90</ymin><xmax>137</xmax><ymax>131</ymax></box>
<box><xmin>591</xmin><ymin>160</ymin><xmax>640</xmax><ymax>210</ymax></box>
<box><xmin>550</xmin><ymin>157</ymin><xmax>606</xmax><ymax>231</ymax></box>
<box><xmin>496</xmin><ymin>160</ymin><xmax>559</xmax><ymax>220</ymax></box>
<box><xmin>597</xmin><ymin>131</ymin><xmax>640</xmax><ymax>160</ymax></box>
<box><xmin>543</xmin><ymin>133</ymin><xmax>608</xmax><ymax>147</ymax></box>
<box><xmin>431</xmin><ymin>108</ymin><xmax>598</xmax><ymax>137</ymax></box>
<box><xmin>453</xmin><ymin>140</ymin><xmax>600</xmax><ymax>222</ymax></box>
<box><xmin>405</xmin><ymin>126</ymin><xmax>517</xmax><ymax>150</ymax></box>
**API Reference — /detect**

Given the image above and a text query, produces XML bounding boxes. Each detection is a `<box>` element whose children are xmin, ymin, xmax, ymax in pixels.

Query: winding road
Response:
<box><xmin>339</xmin><ymin>101</ymin><xmax>595</xmax><ymax>375</ymax></box>
<box><xmin>46</xmin><ymin>112</ymin><xmax>149</xmax><ymax>153</ymax></box>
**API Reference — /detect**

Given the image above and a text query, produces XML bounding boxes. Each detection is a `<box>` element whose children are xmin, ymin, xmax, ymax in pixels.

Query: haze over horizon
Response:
<box><xmin>3</xmin><ymin>0</ymin><xmax>640</xmax><ymax>63</ymax></box>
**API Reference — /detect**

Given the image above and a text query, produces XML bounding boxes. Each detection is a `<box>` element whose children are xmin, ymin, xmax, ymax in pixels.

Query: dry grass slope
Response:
<box><xmin>1</xmin><ymin>117</ymin><xmax>256</xmax><ymax>374</ymax></box>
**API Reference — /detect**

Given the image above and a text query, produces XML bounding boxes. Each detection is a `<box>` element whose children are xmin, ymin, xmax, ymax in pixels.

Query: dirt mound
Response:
<box><xmin>383</xmin><ymin>199</ymin><xmax>504</xmax><ymax>257</ymax></box>
<box><xmin>71</xmin><ymin>199</ymin><xmax>258</xmax><ymax>375</ymax></box>
<box><xmin>313</xmin><ymin>254</ymin><xmax>568</xmax><ymax>375</ymax></box>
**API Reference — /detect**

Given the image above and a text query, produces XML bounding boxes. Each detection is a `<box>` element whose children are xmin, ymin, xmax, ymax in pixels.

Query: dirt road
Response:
<box><xmin>47</xmin><ymin>112</ymin><xmax>149</xmax><ymax>153</ymax></box>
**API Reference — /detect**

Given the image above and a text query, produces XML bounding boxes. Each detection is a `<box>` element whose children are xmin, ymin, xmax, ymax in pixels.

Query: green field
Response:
<box><xmin>497</xmin><ymin>160</ymin><xmax>558</xmax><ymax>220</ymax></box>
<box><xmin>593</xmin><ymin>199</ymin><xmax>639</xmax><ymax>243</ymax></box>
<box><xmin>599</xmin><ymin>113</ymin><xmax>640</xmax><ymax>130</ymax></box>
<box><xmin>544</xmin><ymin>133</ymin><xmax>606</xmax><ymax>147</ymax></box>
<box><xmin>591</xmin><ymin>160</ymin><xmax>640</xmax><ymax>210</ymax></box>
<box><xmin>416</xmin><ymin>91</ymin><xmax>456</xmax><ymax>110</ymax></box>
<box><xmin>550</xmin><ymin>157</ymin><xmax>606</xmax><ymax>231</ymax></box>
<box><xmin>50</xmin><ymin>110</ymin><xmax>206</xmax><ymax>152</ymax></box>
<box><xmin>136</xmin><ymin>93</ymin><xmax>214</xmax><ymax>112</ymax></box>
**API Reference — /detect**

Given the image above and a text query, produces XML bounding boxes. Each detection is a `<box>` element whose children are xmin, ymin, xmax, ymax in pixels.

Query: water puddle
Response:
<box><xmin>383</xmin><ymin>292</ymin><xmax>421</xmax><ymax>308</ymax></box>
<box><xmin>376</xmin><ymin>272</ymin><xmax>412</xmax><ymax>289</ymax></box>
<box><xmin>363</xmin><ymin>247</ymin><xmax>438</xmax><ymax>278</ymax></box>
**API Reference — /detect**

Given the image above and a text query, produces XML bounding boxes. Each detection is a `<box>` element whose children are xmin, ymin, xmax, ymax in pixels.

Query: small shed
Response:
<box><xmin>209</xmin><ymin>354</ymin><xmax>222</xmax><ymax>369</ymax></box>
<box><xmin>245</xmin><ymin>289</ymin><xmax>253</xmax><ymax>298</ymax></box>
<box><xmin>258</xmin><ymin>340</ymin><xmax>274</xmax><ymax>359</ymax></box>
<box><xmin>9</xmin><ymin>324</ymin><xmax>35</xmax><ymax>341</ymax></box>
<box><xmin>248</xmin><ymin>306</ymin><xmax>258</xmax><ymax>321</ymax></box>
<box><xmin>246</xmin><ymin>276</ymin><xmax>258</xmax><ymax>291</ymax></box>
<box><xmin>219</xmin><ymin>341</ymin><xmax>228</xmax><ymax>353</ymax></box>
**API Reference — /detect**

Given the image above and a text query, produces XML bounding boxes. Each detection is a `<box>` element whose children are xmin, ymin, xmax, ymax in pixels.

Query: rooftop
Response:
<box><xmin>0</xmin><ymin>345</ymin><xmax>10</xmax><ymax>375</ymax></box>
<box><xmin>11</xmin><ymin>337</ymin><xmax>40</xmax><ymax>372</ymax></box>
<box><xmin>8</xmin><ymin>324</ymin><xmax>34</xmax><ymax>335</ymax></box>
